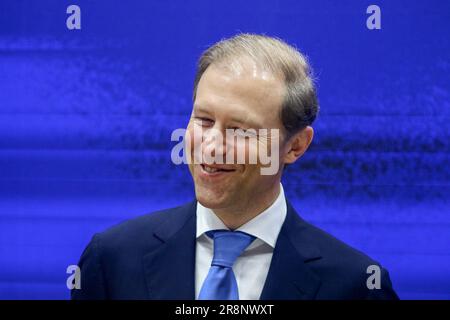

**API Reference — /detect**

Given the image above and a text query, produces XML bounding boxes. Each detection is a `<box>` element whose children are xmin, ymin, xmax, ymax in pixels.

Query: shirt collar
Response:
<box><xmin>196</xmin><ymin>183</ymin><xmax>287</xmax><ymax>248</ymax></box>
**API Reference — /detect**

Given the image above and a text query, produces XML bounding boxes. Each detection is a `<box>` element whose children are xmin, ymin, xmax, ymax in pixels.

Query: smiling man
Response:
<box><xmin>72</xmin><ymin>34</ymin><xmax>398</xmax><ymax>300</ymax></box>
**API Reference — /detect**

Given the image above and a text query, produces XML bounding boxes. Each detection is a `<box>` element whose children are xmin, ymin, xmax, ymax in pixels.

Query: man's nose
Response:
<box><xmin>202</xmin><ymin>127</ymin><xmax>226</xmax><ymax>160</ymax></box>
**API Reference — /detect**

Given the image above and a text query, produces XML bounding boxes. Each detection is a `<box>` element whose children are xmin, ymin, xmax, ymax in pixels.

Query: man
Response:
<box><xmin>72</xmin><ymin>34</ymin><xmax>398</xmax><ymax>300</ymax></box>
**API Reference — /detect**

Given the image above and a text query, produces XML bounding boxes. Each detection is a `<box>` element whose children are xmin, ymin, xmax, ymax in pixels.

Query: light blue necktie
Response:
<box><xmin>198</xmin><ymin>230</ymin><xmax>255</xmax><ymax>300</ymax></box>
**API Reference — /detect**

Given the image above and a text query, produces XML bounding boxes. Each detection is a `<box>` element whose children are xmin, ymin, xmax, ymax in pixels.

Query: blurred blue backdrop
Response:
<box><xmin>0</xmin><ymin>0</ymin><xmax>449</xmax><ymax>299</ymax></box>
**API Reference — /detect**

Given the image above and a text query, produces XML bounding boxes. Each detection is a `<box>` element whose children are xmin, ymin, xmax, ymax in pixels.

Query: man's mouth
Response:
<box><xmin>200</xmin><ymin>164</ymin><xmax>236</xmax><ymax>174</ymax></box>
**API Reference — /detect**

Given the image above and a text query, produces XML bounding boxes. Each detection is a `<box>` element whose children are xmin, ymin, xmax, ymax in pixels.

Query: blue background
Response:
<box><xmin>0</xmin><ymin>0</ymin><xmax>449</xmax><ymax>299</ymax></box>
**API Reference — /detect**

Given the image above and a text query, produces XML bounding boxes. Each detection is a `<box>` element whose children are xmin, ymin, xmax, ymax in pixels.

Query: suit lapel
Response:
<box><xmin>260</xmin><ymin>200</ymin><xmax>323</xmax><ymax>300</ymax></box>
<box><xmin>142</xmin><ymin>201</ymin><xmax>197</xmax><ymax>299</ymax></box>
<box><xmin>141</xmin><ymin>199</ymin><xmax>322</xmax><ymax>300</ymax></box>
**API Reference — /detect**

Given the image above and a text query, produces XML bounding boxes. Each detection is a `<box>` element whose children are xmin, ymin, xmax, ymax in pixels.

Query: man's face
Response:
<box><xmin>186</xmin><ymin>60</ymin><xmax>287</xmax><ymax>210</ymax></box>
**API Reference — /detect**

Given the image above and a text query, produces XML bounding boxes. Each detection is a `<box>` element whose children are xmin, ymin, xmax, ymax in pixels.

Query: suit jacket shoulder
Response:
<box><xmin>98</xmin><ymin>201</ymin><xmax>195</xmax><ymax>251</ymax></box>
<box><xmin>279</xmin><ymin>201</ymin><xmax>399</xmax><ymax>300</ymax></box>
<box><xmin>71</xmin><ymin>201</ymin><xmax>196</xmax><ymax>300</ymax></box>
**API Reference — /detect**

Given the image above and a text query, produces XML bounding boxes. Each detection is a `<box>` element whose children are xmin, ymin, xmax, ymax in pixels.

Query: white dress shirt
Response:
<box><xmin>195</xmin><ymin>183</ymin><xmax>287</xmax><ymax>300</ymax></box>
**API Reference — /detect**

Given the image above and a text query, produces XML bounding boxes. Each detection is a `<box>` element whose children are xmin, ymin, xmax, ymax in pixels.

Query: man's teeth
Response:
<box><xmin>203</xmin><ymin>165</ymin><xmax>220</xmax><ymax>173</ymax></box>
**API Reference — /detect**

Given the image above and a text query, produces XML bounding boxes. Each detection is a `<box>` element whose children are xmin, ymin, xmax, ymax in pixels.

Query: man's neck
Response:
<box><xmin>212</xmin><ymin>184</ymin><xmax>281</xmax><ymax>230</ymax></box>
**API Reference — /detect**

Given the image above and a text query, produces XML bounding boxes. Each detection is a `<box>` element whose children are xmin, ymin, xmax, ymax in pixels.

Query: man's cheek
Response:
<box><xmin>186</xmin><ymin>126</ymin><xmax>203</xmax><ymax>164</ymax></box>
<box><xmin>193</xmin><ymin>135</ymin><xmax>203</xmax><ymax>164</ymax></box>
<box><xmin>183</xmin><ymin>128</ymin><xmax>193</xmax><ymax>163</ymax></box>
<box><xmin>232</xmin><ymin>139</ymin><xmax>258</xmax><ymax>165</ymax></box>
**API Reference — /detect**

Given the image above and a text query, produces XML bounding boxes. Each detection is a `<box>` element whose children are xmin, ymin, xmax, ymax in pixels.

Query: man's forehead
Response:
<box><xmin>196</xmin><ymin>63</ymin><xmax>284</xmax><ymax>107</ymax></box>
<box><xmin>193</xmin><ymin>59</ymin><xmax>285</xmax><ymax>127</ymax></box>
<box><xmin>213</xmin><ymin>57</ymin><xmax>281</xmax><ymax>82</ymax></box>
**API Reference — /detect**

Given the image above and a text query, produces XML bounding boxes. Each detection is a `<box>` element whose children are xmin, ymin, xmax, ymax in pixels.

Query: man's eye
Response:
<box><xmin>232</xmin><ymin>128</ymin><xmax>257</xmax><ymax>137</ymax></box>
<box><xmin>195</xmin><ymin>117</ymin><xmax>214</xmax><ymax>126</ymax></box>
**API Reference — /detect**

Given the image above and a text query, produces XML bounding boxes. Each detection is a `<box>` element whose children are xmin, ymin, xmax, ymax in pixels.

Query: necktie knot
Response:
<box><xmin>198</xmin><ymin>229</ymin><xmax>255</xmax><ymax>300</ymax></box>
<box><xmin>207</xmin><ymin>230</ymin><xmax>255</xmax><ymax>268</ymax></box>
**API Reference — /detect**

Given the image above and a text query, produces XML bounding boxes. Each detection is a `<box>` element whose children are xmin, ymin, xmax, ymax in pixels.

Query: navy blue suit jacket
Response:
<box><xmin>71</xmin><ymin>200</ymin><xmax>399</xmax><ymax>300</ymax></box>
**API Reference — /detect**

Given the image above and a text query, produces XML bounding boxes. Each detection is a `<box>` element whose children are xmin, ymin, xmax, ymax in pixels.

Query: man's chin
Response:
<box><xmin>195</xmin><ymin>189</ymin><xmax>230</xmax><ymax>209</ymax></box>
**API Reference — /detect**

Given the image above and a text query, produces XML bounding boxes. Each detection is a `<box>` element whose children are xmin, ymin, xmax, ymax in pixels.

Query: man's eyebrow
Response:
<box><xmin>193</xmin><ymin>104</ymin><xmax>262</xmax><ymax>128</ymax></box>
<box><xmin>192</xmin><ymin>105</ymin><xmax>211</xmax><ymax>115</ymax></box>
<box><xmin>230</xmin><ymin>116</ymin><xmax>262</xmax><ymax>129</ymax></box>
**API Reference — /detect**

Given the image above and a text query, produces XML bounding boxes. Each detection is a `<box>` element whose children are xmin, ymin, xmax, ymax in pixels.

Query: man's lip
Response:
<box><xmin>200</xmin><ymin>163</ymin><xmax>236</xmax><ymax>171</ymax></box>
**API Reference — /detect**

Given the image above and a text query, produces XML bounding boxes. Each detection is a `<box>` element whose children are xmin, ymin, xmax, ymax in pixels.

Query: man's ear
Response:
<box><xmin>283</xmin><ymin>126</ymin><xmax>314</xmax><ymax>164</ymax></box>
